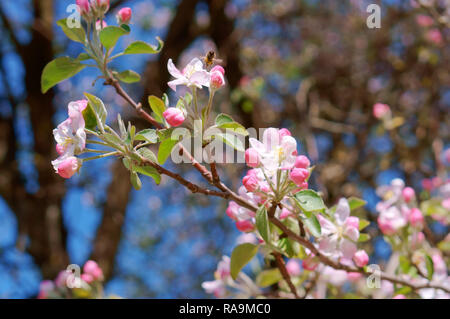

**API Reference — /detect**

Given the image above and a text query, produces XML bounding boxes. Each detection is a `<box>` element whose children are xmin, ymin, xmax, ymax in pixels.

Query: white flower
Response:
<box><xmin>167</xmin><ymin>58</ymin><xmax>210</xmax><ymax>91</ymax></box>
<box><xmin>249</xmin><ymin>128</ymin><xmax>297</xmax><ymax>174</ymax></box>
<box><xmin>317</xmin><ymin>198</ymin><xmax>359</xmax><ymax>263</ymax></box>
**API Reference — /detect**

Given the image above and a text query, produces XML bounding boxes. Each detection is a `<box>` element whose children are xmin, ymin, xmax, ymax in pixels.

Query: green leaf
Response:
<box><xmin>215</xmin><ymin>113</ymin><xmax>248</xmax><ymax>135</ymax></box>
<box><xmin>277</xmin><ymin>237</ymin><xmax>295</xmax><ymax>257</ymax></box>
<box><xmin>76</xmin><ymin>52</ymin><xmax>92</xmax><ymax>61</ymax></box>
<box><xmin>214</xmin><ymin>132</ymin><xmax>245</xmax><ymax>152</ymax></box>
<box><xmin>348</xmin><ymin>197</ymin><xmax>367</xmax><ymax>211</ymax></box>
<box><xmin>82</xmin><ymin>104</ymin><xmax>97</xmax><ymax>130</ymax></box>
<box><xmin>255</xmin><ymin>206</ymin><xmax>270</xmax><ymax>244</ymax></box>
<box><xmin>84</xmin><ymin>93</ymin><xmax>107</xmax><ymax>130</ymax></box>
<box><xmin>130</xmin><ymin>172</ymin><xmax>142</xmax><ymax>190</ymax></box>
<box><xmin>395</xmin><ymin>286</ymin><xmax>412</xmax><ymax>296</ymax></box>
<box><xmin>148</xmin><ymin>95</ymin><xmax>166</xmax><ymax>123</ymax></box>
<box><xmin>103</xmin><ymin>132</ymin><xmax>123</xmax><ymax>148</ymax></box>
<box><xmin>215</xmin><ymin>113</ymin><xmax>234</xmax><ymax>126</ymax></box>
<box><xmin>99</xmin><ymin>26</ymin><xmax>129</xmax><ymax>50</ymax></box>
<box><xmin>359</xmin><ymin>219</ymin><xmax>371</xmax><ymax>231</ymax></box>
<box><xmin>157</xmin><ymin>138</ymin><xmax>179</xmax><ymax>164</ymax></box>
<box><xmin>358</xmin><ymin>233</ymin><xmax>371</xmax><ymax>242</ymax></box>
<box><xmin>293</xmin><ymin>190</ymin><xmax>326</xmax><ymax>213</ymax></box>
<box><xmin>256</xmin><ymin>269</ymin><xmax>282</xmax><ymax>287</ymax></box>
<box><xmin>41</xmin><ymin>57</ymin><xmax>87</xmax><ymax>93</ymax></box>
<box><xmin>137</xmin><ymin>147</ymin><xmax>157</xmax><ymax>163</ymax></box>
<box><xmin>57</xmin><ymin>18</ymin><xmax>86</xmax><ymax>43</ymax></box>
<box><xmin>425</xmin><ymin>255</ymin><xmax>434</xmax><ymax>280</ymax></box>
<box><xmin>135</xmin><ymin>129</ymin><xmax>158</xmax><ymax>143</ymax></box>
<box><xmin>116</xmin><ymin>70</ymin><xmax>141</xmax><ymax>83</ymax></box>
<box><xmin>230</xmin><ymin>243</ymin><xmax>258</xmax><ymax>280</ymax></box>
<box><xmin>302</xmin><ymin>214</ymin><xmax>321</xmax><ymax>237</ymax></box>
<box><xmin>123</xmin><ymin>38</ymin><xmax>163</xmax><ymax>55</ymax></box>
<box><xmin>399</xmin><ymin>255</ymin><xmax>411</xmax><ymax>274</ymax></box>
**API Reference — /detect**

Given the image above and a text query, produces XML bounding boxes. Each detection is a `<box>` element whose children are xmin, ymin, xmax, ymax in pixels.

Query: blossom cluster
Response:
<box><xmin>38</xmin><ymin>260</ymin><xmax>104</xmax><ymax>299</ymax></box>
<box><xmin>51</xmin><ymin>100</ymin><xmax>88</xmax><ymax>178</ymax></box>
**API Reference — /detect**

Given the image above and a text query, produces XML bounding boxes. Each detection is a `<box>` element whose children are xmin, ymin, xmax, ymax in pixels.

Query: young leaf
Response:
<box><xmin>148</xmin><ymin>95</ymin><xmax>166</xmax><ymax>123</ymax></box>
<box><xmin>137</xmin><ymin>147</ymin><xmax>158</xmax><ymax>163</ymax></box>
<box><xmin>123</xmin><ymin>38</ymin><xmax>163</xmax><ymax>55</ymax></box>
<box><xmin>214</xmin><ymin>132</ymin><xmax>245</xmax><ymax>152</ymax></box>
<box><xmin>130</xmin><ymin>172</ymin><xmax>142</xmax><ymax>190</ymax></box>
<box><xmin>84</xmin><ymin>93</ymin><xmax>107</xmax><ymax>129</ymax></box>
<box><xmin>82</xmin><ymin>105</ymin><xmax>97</xmax><ymax>130</ymax></box>
<box><xmin>359</xmin><ymin>219</ymin><xmax>371</xmax><ymax>231</ymax></box>
<box><xmin>133</xmin><ymin>164</ymin><xmax>161</xmax><ymax>185</ymax></box>
<box><xmin>348</xmin><ymin>197</ymin><xmax>367</xmax><ymax>211</ymax></box>
<box><xmin>99</xmin><ymin>26</ymin><xmax>129</xmax><ymax>50</ymax></box>
<box><xmin>76</xmin><ymin>52</ymin><xmax>92</xmax><ymax>61</ymax></box>
<box><xmin>293</xmin><ymin>190</ymin><xmax>326</xmax><ymax>213</ymax></box>
<box><xmin>302</xmin><ymin>214</ymin><xmax>321</xmax><ymax>237</ymax></box>
<box><xmin>358</xmin><ymin>233</ymin><xmax>371</xmax><ymax>242</ymax></box>
<box><xmin>425</xmin><ymin>255</ymin><xmax>434</xmax><ymax>281</ymax></box>
<box><xmin>215</xmin><ymin>113</ymin><xmax>234</xmax><ymax>126</ymax></box>
<box><xmin>230</xmin><ymin>243</ymin><xmax>258</xmax><ymax>280</ymax></box>
<box><xmin>256</xmin><ymin>206</ymin><xmax>270</xmax><ymax>244</ymax></box>
<box><xmin>41</xmin><ymin>57</ymin><xmax>87</xmax><ymax>93</ymax></box>
<box><xmin>116</xmin><ymin>70</ymin><xmax>141</xmax><ymax>83</ymax></box>
<box><xmin>157</xmin><ymin>138</ymin><xmax>179</xmax><ymax>164</ymax></box>
<box><xmin>57</xmin><ymin>18</ymin><xmax>86</xmax><ymax>43</ymax></box>
<box><xmin>135</xmin><ymin>129</ymin><xmax>158</xmax><ymax>143</ymax></box>
<box><xmin>256</xmin><ymin>269</ymin><xmax>282</xmax><ymax>288</ymax></box>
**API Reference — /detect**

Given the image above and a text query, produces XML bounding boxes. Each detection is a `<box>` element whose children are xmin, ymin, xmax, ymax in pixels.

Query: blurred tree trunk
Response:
<box><xmin>0</xmin><ymin>0</ymin><xmax>69</xmax><ymax>278</ymax></box>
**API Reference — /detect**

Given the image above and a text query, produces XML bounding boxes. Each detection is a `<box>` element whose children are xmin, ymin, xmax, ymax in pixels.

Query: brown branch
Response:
<box><xmin>273</xmin><ymin>251</ymin><xmax>299</xmax><ymax>298</ymax></box>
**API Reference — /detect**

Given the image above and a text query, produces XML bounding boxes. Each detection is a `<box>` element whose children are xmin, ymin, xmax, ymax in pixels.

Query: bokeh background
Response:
<box><xmin>0</xmin><ymin>0</ymin><xmax>448</xmax><ymax>298</ymax></box>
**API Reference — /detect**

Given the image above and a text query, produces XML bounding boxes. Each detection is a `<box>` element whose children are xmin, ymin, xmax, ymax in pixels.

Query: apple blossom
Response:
<box><xmin>53</xmin><ymin>156</ymin><xmax>80</xmax><ymax>179</ymax></box>
<box><xmin>416</xmin><ymin>14</ymin><xmax>433</xmax><ymax>27</ymax></box>
<box><xmin>210</xmin><ymin>69</ymin><xmax>225</xmax><ymax>90</ymax></box>
<box><xmin>426</xmin><ymin>29</ymin><xmax>443</xmax><ymax>45</ymax></box>
<box><xmin>317</xmin><ymin>198</ymin><xmax>359</xmax><ymax>263</ymax></box>
<box><xmin>163</xmin><ymin>107</ymin><xmax>185</xmax><ymax>127</ymax></box>
<box><xmin>211</xmin><ymin>65</ymin><xmax>225</xmax><ymax>76</ymax></box>
<box><xmin>289</xmin><ymin>167</ymin><xmax>309</xmax><ymax>186</ymax></box>
<box><xmin>83</xmin><ymin>260</ymin><xmax>104</xmax><ymax>281</ymax></box>
<box><xmin>167</xmin><ymin>58</ymin><xmax>210</xmax><ymax>91</ymax></box>
<box><xmin>377</xmin><ymin>206</ymin><xmax>407</xmax><ymax>235</ymax></box>
<box><xmin>242</xmin><ymin>174</ymin><xmax>259</xmax><ymax>192</ymax></box>
<box><xmin>117</xmin><ymin>7</ymin><xmax>132</xmax><ymax>25</ymax></box>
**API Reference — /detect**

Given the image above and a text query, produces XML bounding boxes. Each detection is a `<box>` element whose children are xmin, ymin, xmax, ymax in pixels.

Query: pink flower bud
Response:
<box><xmin>83</xmin><ymin>260</ymin><xmax>103</xmax><ymax>281</ymax></box>
<box><xmin>163</xmin><ymin>107</ymin><xmax>185</xmax><ymax>127</ymax></box>
<box><xmin>117</xmin><ymin>7</ymin><xmax>132</xmax><ymax>24</ymax></box>
<box><xmin>235</xmin><ymin>220</ymin><xmax>255</xmax><ymax>233</ymax></box>
<box><xmin>422</xmin><ymin>178</ymin><xmax>433</xmax><ymax>191</ymax></box>
<box><xmin>94</xmin><ymin>0</ymin><xmax>110</xmax><ymax>13</ymax></box>
<box><xmin>81</xmin><ymin>273</ymin><xmax>94</xmax><ymax>284</ymax></box>
<box><xmin>37</xmin><ymin>280</ymin><xmax>54</xmax><ymax>299</ymax></box>
<box><xmin>278</xmin><ymin>128</ymin><xmax>291</xmax><ymax>138</ymax></box>
<box><xmin>302</xmin><ymin>255</ymin><xmax>319</xmax><ymax>271</ymax></box>
<box><xmin>211</xmin><ymin>65</ymin><xmax>225</xmax><ymax>76</ymax></box>
<box><xmin>286</xmin><ymin>260</ymin><xmax>301</xmax><ymax>277</ymax></box>
<box><xmin>402</xmin><ymin>187</ymin><xmax>415</xmax><ymax>203</ymax></box>
<box><xmin>416</xmin><ymin>14</ymin><xmax>433</xmax><ymax>27</ymax></box>
<box><xmin>96</xmin><ymin>20</ymin><xmax>108</xmax><ymax>30</ymax></box>
<box><xmin>289</xmin><ymin>168</ymin><xmax>309</xmax><ymax>186</ymax></box>
<box><xmin>57</xmin><ymin>157</ymin><xmax>79</xmax><ymax>179</ymax></box>
<box><xmin>345</xmin><ymin>216</ymin><xmax>360</xmax><ymax>230</ymax></box>
<box><xmin>245</xmin><ymin>148</ymin><xmax>260</xmax><ymax>168</ymax></box>
<box><xmin>242</xmin><ymin>175</ymin><xmax>259</xmax><ymax>192</ymax></box>
<box><xmin>426</xmin><ymin>29</ymin><xmax>443</xmax><ymax>45</ymax></box>
<box><xmin>76</xmin><ymin>0</ymin><xmax>90</xmax><ymax>15</ymax></box>
<box><xmin>353</xmin><ymin>250</ymin><xmax>369</xmax><ymax>267</ymax></box>
<box><xmin>210</xmin><ymin>70</ymin><xmax>225</xmax><ymax>90</ymax></box>
<box><xmin>393</xmin><ymin>294</ymin><xmax>406</xmax><ymax>299</ymax></box>
<box><xmin>409</xmin><ymin>208</ymin><xmax>424</xmax><ymax>227</ymax></box>
<box><xmin>373</xmin><ymin>103</ymin><xmax>390</xmax><ymax>119</ymax></box>
<box><xmin>294</xmin><ymin>155</ymin><xmax>310</xmax><ymax>168</ymax></box>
